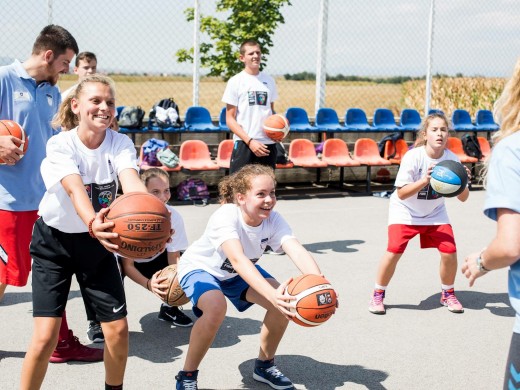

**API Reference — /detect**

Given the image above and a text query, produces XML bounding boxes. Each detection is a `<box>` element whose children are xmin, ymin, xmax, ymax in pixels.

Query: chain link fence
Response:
<box><xmin>2</xmin><ymin>0</ymin><xmax>518</xmax><ymax>122</ymax></box>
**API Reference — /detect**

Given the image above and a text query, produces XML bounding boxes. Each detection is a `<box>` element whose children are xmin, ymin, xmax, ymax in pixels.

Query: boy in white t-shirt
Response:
<box><xmin>368</xmin><ymin>113</ymin><xmax>470</xmax><ymax>315</ymax></box>
<box><xmin>222</xmin><ymin>40</ymin><xmax>278</xmax><ymax>174</ymax></box>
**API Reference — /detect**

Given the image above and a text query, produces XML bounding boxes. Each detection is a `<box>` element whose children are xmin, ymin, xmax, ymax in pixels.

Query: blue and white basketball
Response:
<box><xmin>430</xmin><ymin>160</ymin><xmax>468</xmax><ymax>197</ymax></box>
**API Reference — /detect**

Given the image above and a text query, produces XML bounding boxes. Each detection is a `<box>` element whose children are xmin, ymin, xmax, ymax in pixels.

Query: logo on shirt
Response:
<box><xmin>13</xmin><ymin>91</ymin><xmax>31</xmax><ymax>102</ymax></box>
<box><xmin>46</xmin><ymin>94</ymin><xmax>53</xmax><ymax>106</ymax></box>
<box><xmin>248</xmin><ymin>91</ymin><xmax>268</xmax><ymax>106</ymax></box>
<box><xmin>220</xmin><ymin>257</ymin><xmax>259</xmax><ymax>274</ymax></box>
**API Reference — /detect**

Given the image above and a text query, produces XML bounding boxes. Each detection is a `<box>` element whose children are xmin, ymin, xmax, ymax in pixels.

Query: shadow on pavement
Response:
<box><xmin>303</xmin><ymin>239</ymin><xmax>365</xmax><ymax>254</ymax></box>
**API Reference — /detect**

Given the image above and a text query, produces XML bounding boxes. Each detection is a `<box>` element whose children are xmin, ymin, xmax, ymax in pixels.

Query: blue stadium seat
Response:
<box><xmin>343</xmin><ymin>108</ymin><xmax>374</xmax><ymax>131</ymax></box>
<box><xmin>452</xmin><ymin>109</ymin><xmax>476</xmax><ymax>132</ymax></box>
<box><xmin>315</xmin><ymin>108</ymin><xmax>345</xmax><ymax>131</ymax></box>
<box><xmin>285</xmin><ymin>107</ymin><xmax>318</xmax><ymax>132</ymax></box>
<box><xmin>183</xmin><ymin>106</ymin><xmax>220</xmax><ymax>132</ymax></box>
<box><xmin>475</xmin><ymin>109</ymin><xmax>499</xmax><ymax>131</ymax></box>
<box><xmin>399</xmin><ymin>108</ymin><xmax>422</xmax><ymax>132</ymax></box>
<box><xmin>218</xmin><ymin>107</ymin><xmax>230</xmax><ymax>131</ymax></box>
<box><xmin>372</xmin><ymin>108</ymin><xmax>402</xmax><ymax>131</ymax></box>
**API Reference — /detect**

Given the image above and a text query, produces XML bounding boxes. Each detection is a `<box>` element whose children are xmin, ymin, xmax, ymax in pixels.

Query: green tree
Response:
<box><xmin>176</xmin><ymin>0</ymin><xmax>291</xmax><ymax>81</ymax></box>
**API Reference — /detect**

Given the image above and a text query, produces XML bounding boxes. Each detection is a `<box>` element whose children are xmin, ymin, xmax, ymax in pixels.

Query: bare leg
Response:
<box><xmin>375</xmin><ymin>251</ymin><xmax>403</xmax><ymax>286</ymax></box>
<box><xmin>20</xmin><ymin>316</ymin><xmax>61</xmax><ymax>390</ymax></box>
<box><xmin>246</xmin><ymin>279</ymin><xmax>289</xmax><ymax>361</ymax></box>
<box><xmin>0</xmin><ymin>282</ymin><xmax>6</xmax><ymax>302</ymax></box>
<box><xmin>183</xmin><ymin>290</ymin><xmax>227</xmax><ymax>371</ymax></box>
<box><xmin>101</xmin><ymin>318</ymin><xmax>129</xmax><ymax>386</ymax></box>
<box><xmin>439</xmin><ymin>252</ymin><xmax>458</xmax><ymax>285</ymax></box>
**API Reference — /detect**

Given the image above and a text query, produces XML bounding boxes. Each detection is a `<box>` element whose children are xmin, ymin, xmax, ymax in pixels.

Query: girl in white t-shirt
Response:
<box><xmin>121</xmin><ymin>168</ymin><xmax>193</xmax><ymax>328</ymax></box>
<box><xmin>21</xmin><ymin>75</ymin><xmax>150</xmax><ymax>390</ymax></box>
<box><xmin>175</xmin><ymin>164</ymin><xmax>323</xmax><ymax>390</ymax></box>
<box><xmin>368</xmin><ymin>113</ymin><xmax>470</xmax><ymax>316</ymax></box>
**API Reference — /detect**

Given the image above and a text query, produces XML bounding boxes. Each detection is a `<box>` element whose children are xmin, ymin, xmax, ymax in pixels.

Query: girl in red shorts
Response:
<box><xmin>368</xmin><ymin>113</ymin><xmax>470</xmax><ymax>315</ymax></box>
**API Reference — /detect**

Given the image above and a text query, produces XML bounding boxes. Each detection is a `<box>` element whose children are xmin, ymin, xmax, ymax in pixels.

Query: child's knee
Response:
<box><xmin>101</xmin><ymin>318</ymin><xmax>128</xmax><ymax>341</ymax></box>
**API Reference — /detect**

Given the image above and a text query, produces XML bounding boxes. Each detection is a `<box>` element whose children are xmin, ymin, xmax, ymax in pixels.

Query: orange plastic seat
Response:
<box><xmin>383</xmin><ymin>138</ymin><xmax>409</xmax><ymax>164</ymax></box>
<box><xmin>288</xmin><ymin>139</ymin><xmax>327</xmax><ymax>168</ymax></box>
<box><xmin>275</xmin><ymin>161</ymin><xmax>294</xmax><ymax>169</ymax></box>
<box><xmin>446</xmin><ymin>137</ymin><xmax>478</xmax><ymax>163</ymax></box>
<box><xmin>477</xmin><ymin>136</ymin><xmax>491</xmax><ymax>161</ymax></box>
<box><xmin>352</xmin><ymin>138</ymin><xmax>391</xmax><ymax>193</ymax></box>
<box><xmin>178</xmin><ymin>140</ymin><xmax>219</xmax><ymax>171</ymax></box>
<box><xmin>138</xmin><ymin>145</ymin><xmax>181</xmax><ymax>172</ymax></box>
<box><xmin>321</xmin><ymin>139</ymin><xmax>361</xmax><ymax>167</ymax></box>
<box><xmin>216</xmin><ymin>139</ymin><xmax>234</xmax><ymax>169</ymax></box>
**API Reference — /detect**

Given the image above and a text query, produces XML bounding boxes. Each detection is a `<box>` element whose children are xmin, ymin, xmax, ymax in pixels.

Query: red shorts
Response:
<box><xmin>387</xmin><ymin>224</ymin><xmax>456</xmax><ymax>254</ymax></box>
<box><xmin>0</xmin><ymin>210</ymin><xmax>38</xmax><ymax>286</ymax></box>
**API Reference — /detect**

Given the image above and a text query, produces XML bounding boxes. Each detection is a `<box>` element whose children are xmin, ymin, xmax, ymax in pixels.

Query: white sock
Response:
<box><xmin>375</xmin><ymin>284</ymin><xmax>387</xmax><ymax>291</ymax></box>
<box><xmin>441</xmin><ymin>284</ymin><xmax>454</xmax><ymax>291</ymax></box>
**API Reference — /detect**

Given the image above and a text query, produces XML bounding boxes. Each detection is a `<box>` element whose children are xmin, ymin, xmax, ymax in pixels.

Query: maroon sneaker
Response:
<box><xmin>49</xmin><ymin>330</ymin><xmax>103</xmax><ymax>363</ymax></box>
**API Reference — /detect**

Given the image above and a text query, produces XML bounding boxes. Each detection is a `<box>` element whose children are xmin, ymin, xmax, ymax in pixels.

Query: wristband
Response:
<box><xmin>247</xmin><ymin>138</ymin><xmax>252</xmax><ymax>146</ymax></box>
<box><xmin>476</xmin><ymin>253</ymin><xmax>491</xmax><ymax>273</ymax></box>
<box><xmin>146</xmin><ymin>279</ymin><xmax>151</xmax><ymax>291</ymax></box>
<box><xmin>88</xmin><ymin>217</ymin><xmax>96</xmax><ymax>238</ymax></box>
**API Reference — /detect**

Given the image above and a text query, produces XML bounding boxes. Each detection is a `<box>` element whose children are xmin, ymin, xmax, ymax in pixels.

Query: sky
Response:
<box><xmin>2</xmin><ymin>0</ymin><xmax>519</xmax><ymax>78</ymax></box>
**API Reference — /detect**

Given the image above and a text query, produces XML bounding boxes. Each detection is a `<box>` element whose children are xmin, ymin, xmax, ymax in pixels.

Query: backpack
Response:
<box><xmin>378</xmin><ymin>131</ymin><xmax>403</xmax><ymax>158</ymax></box>
<box><xmin>275</xmin><ymin>143</ymin><xmax>289</xmax><ymax>164</ymax></box>
<box><xmin>141</xmin><ymin>138</ymin><xmax>169</xmax><ymax>167</ymax></box>
<box><xmin>149</xmin><ymin>97</ymin><xmax>181</xmax><ymax>128</ymax></box>
<box><xmin>176</xmin><ymin>178</ymin><xmax>210</xmax><ymax>206</ymax></box>
<box><xmin>462</xmin><ymin>134</ymin><xmax>483</xmax><ymax>160</ymax></box>
<box><xmin>118</xmin><ymin>106</ymin><xmax>145</xmax><ymax>128</ymax></box>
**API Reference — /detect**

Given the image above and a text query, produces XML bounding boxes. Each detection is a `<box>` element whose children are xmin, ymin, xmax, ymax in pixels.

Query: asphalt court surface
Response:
<box><xmin>0</xmin><ymin>189</ymin><xmax>514</xmax><ymax>389</ymax></box>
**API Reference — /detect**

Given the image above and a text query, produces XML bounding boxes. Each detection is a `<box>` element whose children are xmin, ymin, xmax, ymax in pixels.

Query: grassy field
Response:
<box><xmin>58</xmin><ymin>75</ymin><xmax>403</xmax><ymax>119</ymax></box>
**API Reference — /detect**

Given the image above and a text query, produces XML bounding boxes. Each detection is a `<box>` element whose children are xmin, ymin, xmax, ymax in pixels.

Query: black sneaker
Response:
<box><xmin>253</xmin><ymin>359</ymin><xmax>294</xmax><ymax>390</ymax></box>
<box><xmin>86</xmin><ymin>321</ymin><xmax>104</xmax><ymax>343</ymax></box>
<box><xmin>158</xmin><ymin>305</ymin><xmax>194</xmax><ymax>327</ymax></box>
<box><xmin>175</xmin><ymin>370</ymin><xmax>198</xmax><ymax>390</ymax></box>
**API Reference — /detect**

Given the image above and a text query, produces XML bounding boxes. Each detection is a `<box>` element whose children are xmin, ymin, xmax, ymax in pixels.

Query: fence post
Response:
<box><xmin>314</xmin><ymin>0</ymin><xmax>329</xmax><ymax>117</ymax></box>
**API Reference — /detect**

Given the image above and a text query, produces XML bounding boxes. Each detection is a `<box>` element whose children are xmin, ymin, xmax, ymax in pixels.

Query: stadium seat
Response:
<box><xmin>285</xmin><ymin>107</ymin><xmax>318</xmax><ymax>132</ymax></box>
<box><xmin>178</xmin><ymin>140</ymin><xmax>219</xmax><ymax>171</ymax></box>
<box><xmin>183</xmin><ymin>106</ymin><xmax>220</xmax><ymax>132</ymax></box>
<box><xmin>446</xmin><ymin>137</ymin><xmax>478</xmax><ymax>163</ymax></box>
<box><xmin>315</xmin><ymin>108</ymin><xmax>345</xmax><ymax>131</ymax></box>
<box><xmin>288</xmin><ymin>139</ymin><xmax>327</xmax><ymax>168</ymax></box>
<box><xmin>344</xmin><ymin>108</ymin><xmax>374</xmax><ymax>131</ymax></box>
<box><xmin>352</xmin><ymin>138</ymin><xmax>391</xmax><ymax>193</ymax></box>
<box><xmin>399</xmin><ymin>108</ymin><xmax>422</xmax><ymax>132</ymax></box>
<box><xmin>219</xmin><ymin>107</ymin><xmax>230</xmax><ymax>131</ymax></box>
<box><xmin>216</xmin><ymin>139</ymin><xmax>234</xmax><ymax>169</ymax></box>
<box><xmin>321</xmin><ymin>138</ymin><xmax>360</xmax><ymax>187</ymax></box>
<box><xmin>475</xmin><ymin>109</ymin><xmax>499</xmax><ymax>132</ymax></box>
<box><xmin>452</xmin><ymin>109</ymin><xmax>476</xmax><ymax>132</ymax></box>
<box><xmin>372</xmin><ymin>108</ymin><xmax>402</xmax><ymax>131</ymax></box>
<box><xmin>477</xmin><ymin>136</ymin><xmax>491</xmax><ymax>162</ymax></box>
<box><xmin>383</xmin><ymin>138</ymin><xmax>409</xmax><ymax>164</ymax></box>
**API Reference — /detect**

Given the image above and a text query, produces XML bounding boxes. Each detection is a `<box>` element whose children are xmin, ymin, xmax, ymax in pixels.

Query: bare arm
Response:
<box><xmin>462</xmin><ymin>208</ymin><xmax>520</xmax><ymax>286</ymax></box>
<box><xmin>282</xmin><ymin>238</ymin><xmax>321</xmax><ymax>275</ymax></box>
<box><xmin>118</xmin><ymin>168</ymin><xmax>147</xmax><ymax>193</ymax></box>
<box><xmin>226</xmin><ymin>104</ymin><xmax>269</xmax><ymax>157</ymax></box>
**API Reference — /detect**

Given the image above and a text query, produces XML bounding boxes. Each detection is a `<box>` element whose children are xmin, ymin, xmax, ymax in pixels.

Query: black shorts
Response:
<box><xmin>229</xmin><ymin>141</ymin><xmax>277</xmax><ymax>174</ymax></box>
<box><xmin>133</xmin><ymin>251</ymin><xmax>169</xmax><ymax>279</ymax></box>
<box><xmin>30</xmin><ymin>218</ymin><xmax>127</xmax><ymax>322</ymax></box>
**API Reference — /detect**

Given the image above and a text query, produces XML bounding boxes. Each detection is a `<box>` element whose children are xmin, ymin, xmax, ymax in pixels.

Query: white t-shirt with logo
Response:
<box><xmin>178</xmin><ymin>203</ymin><xmax>294</xmax><ymax>282</ymax></box>
<box><xmin>388</xmin><ymin>146</ymin><xmax>460</xmax><ymax>225</ymax></box>
<box><xmin>222</xmin><ymin>70</ymin><xmax>278</xmax><ymax>144</ymax></box>
<box><xmin>38</xmin><ymin>128</ymin><xmax>138</xmax><ymax>233</ymax></box>
<box><xmin>133</xmin><ymin>204</ymin><xmax>189</xmax><ymax>264</ymax></box>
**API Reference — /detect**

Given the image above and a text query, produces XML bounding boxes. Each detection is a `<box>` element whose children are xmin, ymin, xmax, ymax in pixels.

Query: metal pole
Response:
<box><xmin>47</xmin><ymin>0</ymin><xmax>53</xmax><ymax>24</ymax></box>
<box><xmin>314</xmin><ymin>0</ymin><xmax>328</xmax><ymax>117</ymax></box>
<box><xmin>192</xmin><ymin>0</ymin><xmax>200</xmax><ymax>107</ymax></box>
<box><xmin>424</xmin><ymin>0</ymin><xmax>435</xmax><ymax>115</ymax></box>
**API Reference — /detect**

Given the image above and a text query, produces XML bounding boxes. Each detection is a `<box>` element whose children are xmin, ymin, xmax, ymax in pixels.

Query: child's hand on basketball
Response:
<box><xmin>91</xmin><ymin>208</ymin><xmax>120</xmax><ymax>253</ymax></box>
<box><xmin>149</xmin><ymin>270</ymin><xmax>169</xmax><ymax>298</ymax></box>
<box><xmin>274</xmin><ymin>278</ymin><xmax>297</xmax><ymax>319</ymax></box>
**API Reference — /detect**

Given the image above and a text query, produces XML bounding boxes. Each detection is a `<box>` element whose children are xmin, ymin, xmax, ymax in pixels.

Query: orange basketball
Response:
<box><xmin>157</xmin><ymin>264</ymin><xmax>190</xmax><ymax>306</ymax></box>
<box><xmin>285</xmin><ymin>274</ymin><xmax>337</xmax><ymax>327</ymax></box>
<box><xmin>104</xmin><ymin>192</ymin><xmax>171</xmax><ymax>259</ymax></box>
<box><xmin>263</xmin><ymin>114</ymin><xmax>290</xmax><ymax>141</ymax></box>
<box><xmin>0</xmin><ymin>120</ymin><xmax>29</xmax><ymax>164</ymax></box>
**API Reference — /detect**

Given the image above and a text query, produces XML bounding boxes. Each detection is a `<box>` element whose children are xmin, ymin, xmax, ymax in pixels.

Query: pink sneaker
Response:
<box><xmin>368</xmin><ymin>289</ymin><xmax>386</xmax><ymax>314</ymax></box>
<box><xmin>440</xmin><ymin>288</ymin><xmax>464</xmax><ymax>313</ymax></box>
<box><xmin>49</xmin><ymin>330</ymin><xmax>104</xmax><ymax>363</ymax></box>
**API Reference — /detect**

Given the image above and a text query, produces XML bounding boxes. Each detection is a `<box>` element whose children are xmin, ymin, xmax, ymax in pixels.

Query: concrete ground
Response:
<box><xmin>0</xmin><ymin>189</ymin><xmax>513</xmax><ymax>389</ymax></box>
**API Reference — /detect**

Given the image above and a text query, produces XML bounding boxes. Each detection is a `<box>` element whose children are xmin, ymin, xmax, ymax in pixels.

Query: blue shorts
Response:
<box><xmin>180</xmin><ymin>265</ymin><xmax>273</xmax><ymax>317</ymax></box>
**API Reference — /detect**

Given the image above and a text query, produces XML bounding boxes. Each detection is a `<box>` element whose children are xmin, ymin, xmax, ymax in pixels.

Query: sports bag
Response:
<box><xmin>141</xmin><ymin>138</ymin><xmax>169</xmax><ymax>167</ymax></box>
<box><xmin>176</xmin><ymin>178</ymin><xmax>210</xmax><ymax>206</ymax></box>
<box><xmin>462</xmin><ymin>134</ymin><xmax>483</xmax><ymax>160</ymax></box>
<box><xmin>118</xmin><ymin>106</ymin><xmax>145</xmax><ymax>128</ymax></box>
<box><xmin>149</xmin><ymin>97</ymin><xmax>181</xmax><ymax>128</ymax></box>
<box><xmin>378</xmin><ymin>131</ymin><xmax>403</xmax><ymax>158</ymax></box>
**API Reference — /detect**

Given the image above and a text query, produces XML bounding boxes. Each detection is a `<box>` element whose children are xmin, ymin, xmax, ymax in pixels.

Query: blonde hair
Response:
<box><xmin>140</xmin><ymin>168</ymin><xmax>170</xmax><ymax>187</ymax></box>
<box><xmin>492</xmin><ymin>58</ymin><xmax>520</xmax><ymax>145</ymax></box>
<box><xmin>52</xmin><ymin>74</ymin><xmax>116</xmax><ymax>131</ymax></box>
<box><xmin>414</xmin><ymin>112</ymin><xmax>451</xmax><ymax>147</ymax></box>
<box><xmin>218</xmin><ymin>164</ymin><xmax>276</xmax><ymax>204</ymax></box>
